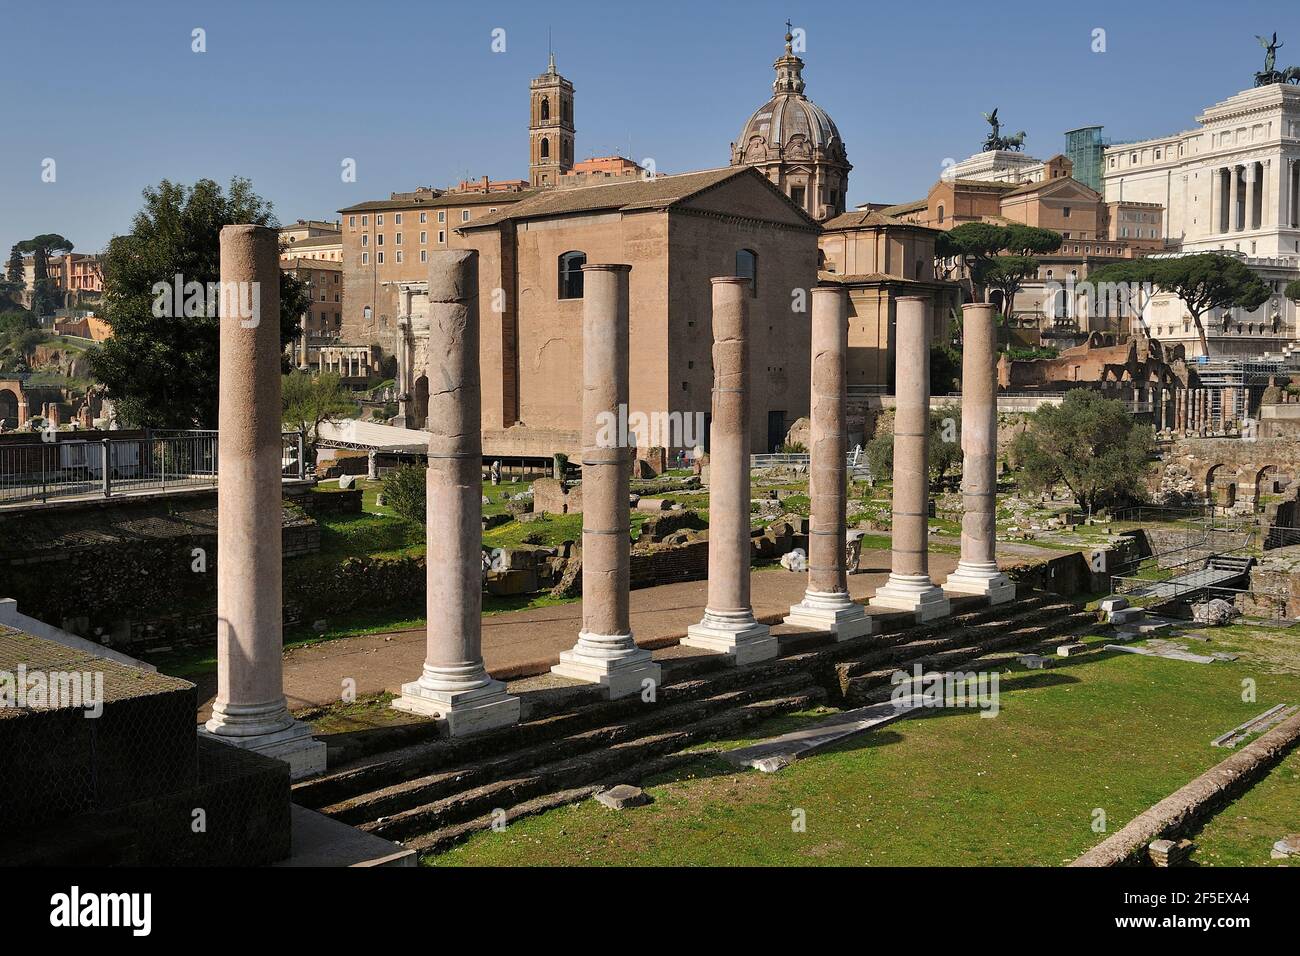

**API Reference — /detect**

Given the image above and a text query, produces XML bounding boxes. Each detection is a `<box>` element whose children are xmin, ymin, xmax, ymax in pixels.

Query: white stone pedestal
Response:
<box><xmin>943</xmin><ymin>562</ymin><xmax>1016</xmax><ymax>605</ymax></box>
<box><xmin>870</xmin><ymin>574</ymin><xmax>951</xmax><ymax>622</ymax></box>
<box><xmin>551</xmin><ymin>631</ymin><xmax>661</xmax><ymax>699</ymax></box>
<box><xmin>391</xmin><ymin>673</ymin><xmax>521</xmax><ymax>736</ymax></box>
<box><xmin>199</xmin><ymin>717</ymin><xmax>327</xmax><ymax>781</ymax></box>
<box><xmin>683</xmin><ymin>609</ymin><xmax>778</xmax><ymax>665</ymax></box>
<box><xmin>784</xmin><ymin>590</ymin><xmax>877</xmax><ymax>640</ymax></box>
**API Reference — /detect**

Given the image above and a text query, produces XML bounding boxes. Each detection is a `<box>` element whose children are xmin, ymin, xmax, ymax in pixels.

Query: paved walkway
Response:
<box><xmin>194</xmin><ymin>542</ymin><xmax>1055</xmax><ymax>719</ymax></box>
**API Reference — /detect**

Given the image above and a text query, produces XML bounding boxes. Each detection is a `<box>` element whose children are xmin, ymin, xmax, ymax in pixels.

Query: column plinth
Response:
<box><xmin>943</xmin><ymin>303</ymin><xmax>1015</xmax><ymax>604</ymax></box>
<box><xmin>785</xmin><ymin>285</ymin><xmax>875</xmax><ymax>639</ymax></box>
<box><xmin>870</xmin><ymin>296</ymin><xmax>950</xmax><ymax>622</ymax></box>
<box><xmin>552</xmin><ymin>265</ymin><xmax>661</xmax><ymax>697</ymax></box>
<box><xmin>392</xmin><ymin>250</ymin><xmax>520</xmax><ymax>734</ymax></box>
<box><xmin>200</xmin><ymin>225</ymin><xmax>326</xmax><ymax>779</ymax></box>
<box><xmin>683</xmin><ymin>278</ymin><xmax>778</xmax><ymax>663</ymax></box>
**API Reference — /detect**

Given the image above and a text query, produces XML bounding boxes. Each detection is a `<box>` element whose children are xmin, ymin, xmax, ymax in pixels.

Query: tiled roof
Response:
<box><xmin>822</xmin><ymin>210</ymin><xmax>938</xmax><ymax>232</ymax></box>
<box><xmin>339</xmin><ymin>190</ymin><xmax>539</xmax><ymax>214</ymax></box>
<box><xmin>461</xmin><ymin>166</ymin><xmax>815</xmax><ymax>229</ymax></box>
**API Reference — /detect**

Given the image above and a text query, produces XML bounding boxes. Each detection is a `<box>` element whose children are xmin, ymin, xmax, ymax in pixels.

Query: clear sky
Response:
<box><xmin>1</xmin><ymin>0</ymin><xmax>1295</xmax><ymax>257</ymax></box>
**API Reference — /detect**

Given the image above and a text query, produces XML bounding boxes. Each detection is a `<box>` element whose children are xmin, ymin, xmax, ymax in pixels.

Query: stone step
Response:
<box><xmin>298</xmin><ymin>591</ymin><xmax>1071</xmax><ymax>809</ymax></box>
<box><xmin>319</xmin><ymin>671</ymin><xmax>818</xmax><ymax>825</ymax></box>
<box><xmin>833</xmin><ymin>599</ymin><xmax>1080</xmax><ymax>681</ymax></box>
<box><xmin>362</xmin><ymin>686</ymin><xmax>827</xmax><ymax>844</ymax></box>
<box><xmin>841</xmin><ymin>610</ymin><xmax>1095</xmax><ymax>703</ymax></box>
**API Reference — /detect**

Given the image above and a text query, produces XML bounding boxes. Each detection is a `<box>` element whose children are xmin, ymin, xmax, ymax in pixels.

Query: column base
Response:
<box><xmin>784</xmin><ymin>590</ymin><xmax>877</xmax><ymax>640</ymax></box>
<box><xmin>942</xmin><ymin>563</ymin><xmax>1016</xmax><ymax>605</ymax></box>
<box><xmin>870</xmin><ymin>574</ymin><xmax>951</xmax><ymax>622</ymax></box>
<box><xmin>199</xmin><ymin>717</ymin><xmax>327</xmax><ymax>781</ymax></box>
<box><xmin>391</xmin><ymin>677</ymin><xmax>521</xmax><ymax>736</ymax></box>
<box><xmin>551</xmin><ymin>631</ymin><xmax>662</xmax><ymax>699</ymax></box>
<box><xmin>682</xmin><ymin>609</ymin><xmax>778</xmax><ymax>665</ymax></box>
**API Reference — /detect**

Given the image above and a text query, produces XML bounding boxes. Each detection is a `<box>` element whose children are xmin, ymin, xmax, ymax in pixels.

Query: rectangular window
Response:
<box><xmin>362</xmin><ymin>251</ymin><xmax>369</xmax><ymax>264</ymax></box>
<box><xmin>1062</xmin><ymin>206</ymin><xmax>1071</xmax><ymax>218</ymax></box>
<box><xmin>396</xmin><ymin>250</ymin><xmax>403</xmax><ymax>263</ymax></box>
<box><xmin>396</xmin><ymin>233</ymin><xmax>403</xmax><ymax>244</ymax></box>
<box><xmin>438</xmin><ymin>211</ymin><xmax>446</xmax><ymax>223</ymax></box>
<box><xmin>361</xmin><ymin>235</ymin><xmax>368</xmax><ymax>246</ymax></box>
<box><xmin>349</xmin><ymin>215</ymin><xmax>356</xmax><ymax>228</ymax></box>
<box><xmin>377</xmin><ymin>214</ymin><xmax>384</xmax><ymax>226</ymax></box>
<box><xmin>394</xmin><ymin>213</ymin><xmax>402</xmax><ymax>225</ymax></box>
<box><xmin>419</xmin><ymin>212</ymin><xmax>427</xmax><ymax>223</ymax></box>
<box><xmin>461</xmin><ymin>210</ymin><xmax>470</xmax><ymax>222</ymax></box>
<box><xmin>420</xmin><ymin>250</ymin><xmax>428</xmax><ymax>263</ymax></box>
<box><xmin>377</xmin><ymin>234</ymin><xmax>384</xmax><ymax>245</ymax></box>
<box><xmin>361</xmin><ymin>215</ymin><xmax>368</xmax><ymax>226</ymax></box>
<box><xmin>420</xmin><ymin>231</ymin><xmax>427</xmax><ymax>244</ymax></box>
<box><xmin>438</xmin><ymin>230</ymin><xmax>446</xmax><ymax>243</ymax></box>
<box><xmin>377</xmin><ymin>251</ymin><xmax>384</xmax><ymax>264</ymax></box>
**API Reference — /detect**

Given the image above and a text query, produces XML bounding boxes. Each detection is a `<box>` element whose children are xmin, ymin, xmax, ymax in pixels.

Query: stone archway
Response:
<box><xmin>0</xmin><ymin>387</ymin><xmax>18</xmax><ymax>428</ymax></box>
<box><xmin>1204</xmin><ymin>463</ymin><xmax>1230</xmax><ymax>504</ymax></box>
<box><xmin>412</xmin><ymin>374</ymin><xmax>429</xmax><ymax>430</ymax></box>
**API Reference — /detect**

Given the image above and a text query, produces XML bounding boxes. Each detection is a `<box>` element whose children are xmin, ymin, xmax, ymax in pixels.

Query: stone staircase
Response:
<box><xmin>292</xmin><ymin>589</ymin><xmax>1096</xmax><ymax>856</ymax></box>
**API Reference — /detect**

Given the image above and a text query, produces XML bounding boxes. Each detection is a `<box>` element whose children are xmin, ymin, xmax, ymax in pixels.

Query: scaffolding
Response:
<box><xmin>1064</xmin><ymin>126</ymin><xmax>1108</xmax><ymax>193</ymax></box>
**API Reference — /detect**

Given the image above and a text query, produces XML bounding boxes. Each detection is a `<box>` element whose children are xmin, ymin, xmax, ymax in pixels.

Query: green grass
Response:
<box><xmin>1189</xmin><ymin>749</ymin><xmax>1300</xmax><ymax>866</ymax></box>
<box><xmin>429</xmin><ymin>626</ymin><xmax>1300</xmax><ymax>867</ymax></box>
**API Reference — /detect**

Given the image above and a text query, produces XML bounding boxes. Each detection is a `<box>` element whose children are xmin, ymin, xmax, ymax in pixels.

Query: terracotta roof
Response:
<box><xmin>460</xmin><ymin>166</ymin><xmax>817</xmax><ymax>230</ymax></box>
<box><xmin>284</xmin><ymin>234</ymin><xmax>341</xmax><ymax>248</ymax></box>
<box><xmin>1002</xmin><ymin>176</ymin><xmax>1100</xmax><ymax>200</ymax></box>
<box><xmin>876</xmin><ymin>198</ymin><xmax>928</xmax><ymax>216</ymax></box>
<box><xmin>822</xmin><ymin>210</ymin><xmax>938</xmax><ymax>232</ymax></box>
<box><xmin>339</xmin><ymin>190</ymin><xmax>539</xmax><ymax>214</ymax></box>
<box><xmin>283</xmin><ymin>257</ymin><xmax>343</xmax><ymax>271</ymax></box>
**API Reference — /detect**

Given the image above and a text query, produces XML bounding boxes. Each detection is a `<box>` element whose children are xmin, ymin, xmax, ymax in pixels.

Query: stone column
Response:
<box><xmin>392</xmin><ymin>250</ymin><xmax>520</xmax><ymax>733</ymax></box>
<box><xmin>784</xmin><ymin>285</ymin><xmax>875</xmax><ymax>639</ymax></box>
<box><xmin>683</xmin><ymin>277</ymin><xmax>778</xmax><ymax>663</ymax></box>
<box><xmin>552</xmin><ymin>265</ymin><xmax>662</xmax><ymax>695</ymax></box>
<box><xmin>871</xmin><ymin>296</ymin><xmax>950</xmax><ymax>622</ymax></box>
<box><xmin>201</xmin><ymin>225</ymin><xmax>325</xmax><ymax>779</ymax></box>
<box><xmin>1227</xmin><ymin>164</ymin><xmax>1237</xmax><ymax>231</ymax></box>
<box><xmin>942</xmin><ymin>303</ymin><xmax>1014</xmax><ymax>605</ymax></box>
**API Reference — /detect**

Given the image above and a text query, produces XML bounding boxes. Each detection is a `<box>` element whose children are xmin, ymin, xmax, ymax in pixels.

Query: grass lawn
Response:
<box><xmin>1189</xmin><ymin>748</ymin><xmax>1300</xmax><ymax>866</ymax></box>
<box><xmin>430</xmin><ymin>624</ymin><xmax>1300</xmax><ymax>867</ymax></box>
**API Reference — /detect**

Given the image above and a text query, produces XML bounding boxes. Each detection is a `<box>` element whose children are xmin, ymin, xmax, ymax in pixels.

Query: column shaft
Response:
<box><xmin>683</xmin><ymin>278</ymin><xmax>777</xmax><ymax>663</ymax></box>
<box><xmin>393</xmin><ymin>250</ymin><xmax>519</xmax><ymax>733</ymax></box>
<box><xmin>203</xmin><ymin>224</ymin><xmax>324</xmax><ymax>778</ymax></box>
<box><xmin>870</xmin><ymin>296</ymin><xmax>950</xmax><ymax>621</ymax></box>
<box><xmin>552</xmin><ymin>265</ymin><xmax>662</xmax><ymax>694</ymax></box>
<box><xmin>942</xmin><ymin>303</ymin><xmax>1014</xmax><ymax>603</ymax></box>
<box><xmin>785</xmin><ymin>285</ymin><xmax>874</xmax><ymax>638</ymax></box>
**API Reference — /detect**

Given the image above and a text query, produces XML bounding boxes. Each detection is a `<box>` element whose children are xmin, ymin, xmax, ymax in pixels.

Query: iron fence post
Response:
<box><xmin>297</xmin><ymin>430</ymin><xmax>306</xmax><ymax>479</ymax></box>
<box><xmin>101</xmin><ymin>438</ymin><xmax>112</xmax><ymax>498</ymax></box>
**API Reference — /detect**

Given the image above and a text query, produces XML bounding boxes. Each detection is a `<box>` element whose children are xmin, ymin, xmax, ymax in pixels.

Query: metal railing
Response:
<box><xmin>0</xmin><ymin>430</ymin><xmax>305</xmax><ymax>506</ymax></box>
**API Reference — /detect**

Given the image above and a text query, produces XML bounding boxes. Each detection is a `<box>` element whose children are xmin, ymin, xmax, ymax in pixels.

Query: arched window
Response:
<box><xmin>540</xmin><ymin>137</ymin><xmax>550</xmax><ymax>159</ymax></box>
<box><xmin>736</xmin><ymin>249</ymin><xmax>758</xmax><ymax>296</ymax></box>
<box><xmin>559</xmin><ymin>251</ymin><xmax>586</xmax><ymax>299</ymax></box>
<box><xmin>937</xmin><ymin>203</ymin><xmax>945</xmax><ymax>224</ymax></box>
<box><xmin>540</xmin><ymin>96</ymin><xmax>550</xmax><ymax>121</ymax></box>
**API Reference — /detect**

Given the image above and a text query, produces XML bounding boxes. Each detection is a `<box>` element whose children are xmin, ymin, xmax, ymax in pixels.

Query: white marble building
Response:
<box><xmin>1102</xmin><ymin>83</ymin><xmax>1300</xmax><ymax>358</ymax></box>
<box><xmin>943</xmin><ymin>149</ymin><xmax>1055</xmax><ymax>185</ymax></box>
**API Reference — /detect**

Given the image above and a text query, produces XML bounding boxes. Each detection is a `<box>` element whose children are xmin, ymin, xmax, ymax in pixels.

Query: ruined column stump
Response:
<box><xmin>552</xmin><ymin>265</ymin><xmax>662</xmax><ymax>698</ymax></box>
<box><xmin>200</xmin><ymin>225</ymin><xmax>326</xmax><ymax>779</ymax></box>
<box><xmin>683</xmin><ymin>278</ymin><xmax>778</xmax><ymax>664</ymax></box>
<box><xmin>784</xmin><ymin>285</ymin><xmax>875</xmax><ymax>639</ymax></box>
<box><xmin>870</xmin><ymin>296</ymin><xmax>951</xmax><ymax>623</ymax></box>
<box><xmin>942</xmin><ymin>303</ymin><xmax>1015</xmax><ymax>605</ymax></box>
<box><xmin>392</xmin><ymin>250</ymin><xmax>520</xmax><ymax>734</ymax></box>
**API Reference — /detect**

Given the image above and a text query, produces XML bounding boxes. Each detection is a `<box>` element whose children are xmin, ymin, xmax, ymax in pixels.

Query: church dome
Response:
<box><xmin>733</xmin><ymin>31</ymin><xmax>848</xmax><ymax>165</ymax></box>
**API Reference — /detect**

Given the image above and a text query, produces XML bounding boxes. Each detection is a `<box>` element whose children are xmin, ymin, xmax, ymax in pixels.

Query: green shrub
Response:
<box><xmin>382</xmin><ymin>465</ymin><xmax>426</xmax><ymax>524</ymax></box>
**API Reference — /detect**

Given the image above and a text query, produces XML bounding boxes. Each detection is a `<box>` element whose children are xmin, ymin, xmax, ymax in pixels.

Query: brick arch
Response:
<box><xmin>0</xmin><ymin>382</ymin><xmax>26</xmax><ymax>428</ymax></box>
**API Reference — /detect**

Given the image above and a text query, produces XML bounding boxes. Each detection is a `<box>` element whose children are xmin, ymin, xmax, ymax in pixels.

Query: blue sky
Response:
<box><xmin>1</xmin><ymin>0</ymin><xmax>1295</xmax><ymax>257</ymax></box>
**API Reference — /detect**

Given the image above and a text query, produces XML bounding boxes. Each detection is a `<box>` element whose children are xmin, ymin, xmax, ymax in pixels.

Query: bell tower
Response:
<box><xmin>529</xmin><ymin>52</ymin><xmax>574</xmax><ymax>187</ymax></box>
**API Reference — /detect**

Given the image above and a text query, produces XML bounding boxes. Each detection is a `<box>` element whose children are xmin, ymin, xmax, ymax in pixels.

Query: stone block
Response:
<box><xmin>1056</xmin><ymin>642</ymin><xmax>1088</xmax><ymax>657</ymax></box>
<box><xmin>1098</xmin><ymin>595</ymin><xmax>1129</xmax><ymax>614</ymax></box>
<box><xmin>594</xmin><ymin>785</ymin><xmax>652</xmax><ymax>809</ymax></box>
<box><xmin>486</xmin><ymin>568</ymin><xmax>537</xmax><ymax>596</ymax></box>
<box><xmin>635</xmin><ymin>497</ymin><xmax>672</xmax><ymax>512</ymax></box>
<box><xmin>1109</xmin><ymin>606</ymin><xmax>1144</xmax><ymax>625</ymax></box>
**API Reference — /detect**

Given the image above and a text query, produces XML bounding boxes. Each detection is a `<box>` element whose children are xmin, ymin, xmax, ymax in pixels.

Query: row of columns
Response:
<box><xmin>205</xmin><ymin>240</ymin><xmax>1017</xmax><ymax>765</ymax></box>
<box><xmin>1175</xmin><ymin>386</ymin><xmax>1245</xmax><ymax>433</ymax></box>
<box><xmin>1212</xmin><ymin>160</ymin><xmax>1284</xmax><ymax>234</ymax></box>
